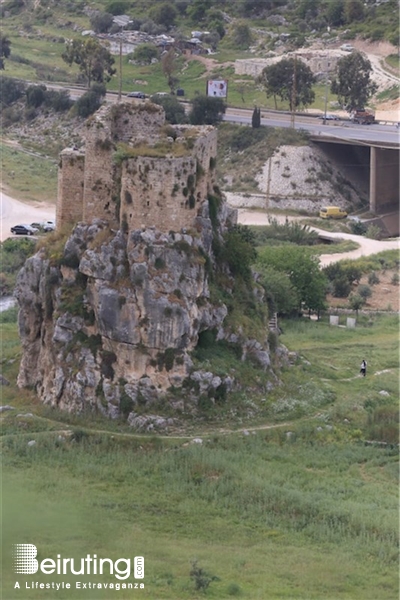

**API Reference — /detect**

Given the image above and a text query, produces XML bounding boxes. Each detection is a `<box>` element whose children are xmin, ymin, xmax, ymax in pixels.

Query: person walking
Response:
<box><xmin>360</xmin><ymin>359</ymin><xmax>367</xmax><ymax>377</ymax></box>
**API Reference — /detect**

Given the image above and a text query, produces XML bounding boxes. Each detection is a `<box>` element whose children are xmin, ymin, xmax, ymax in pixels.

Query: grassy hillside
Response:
<box><xmin>1</xmin><ymin>312</ymin><xmax>398</xmax><ymax>599</ymax></box>
<box><xmin>1</xmin><ymin>0</ymin><xmax>397</xmax><ymax>110</ymax></box>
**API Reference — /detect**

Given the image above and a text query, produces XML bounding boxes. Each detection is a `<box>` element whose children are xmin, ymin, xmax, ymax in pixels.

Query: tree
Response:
<box><xmin>149</xmin><ymin>2</ymin><xmax>178</xmax><ymax>29</ymax></box>
<box><xmin>132</xmin><ymin>44</ymin><xmax>159</xmax><ymax>65</ymax></box>
<box><xmin>344</xmin><ymin>0</ymin><xmax>365</xmax><ymax>23</ymax></box>
<box><xmin>73</xmin><ymin>83</ymin><xmax>106</xmax><ymax>118</ymax></box>
<box><xmin>206</xmin><ymin>8</ymin><xmax>226</xmax><ymax>38</ymax></box>
<box><xmin>296</xmin><ymin>0</ymin><xmax>319</xmax><ymax>19</ymax></box>
<box><xmin>161</xmin><ymin>48</ymin><xmax>179</xmax><ymax>94</ymax></box>
<box><xmin>257</xmin><ymin>246</ymin><xmax>327</xmax><ymax>313</ymax></box>
<box><xmin>90</xmin><ymin>12</ymin><xmax>114</xmax><ymax>33</ymax></box>
<box><xmin>105</xmin><ymin>1</ymin><xmax>132</xmax><ymax>15</ymax></box>
<box><xmin>203</xmin><ymin>31</ymin><xmax>221</xmax><ymax>51</ymax></box>
<box><xmin>348</xmin><ymin>292</ymin><xmax>365</xmax><ymax>315</ymax></box>
<box><xmin>62</xmin><ymin>38</ymin><xmax>116</xmax><ymax>89</ymax></box>
<box><xmin>324</xmin><ymin>0</ymin><xmax>345</xmax><ymax>26</ymax></box>
<box><xmin>150</xmin><ymin>94</ymin><xmax>187</xmax><ymax>124</ymax></box>
<box><xmin>26</xmin><ymin>85</ymin><xmax>47</xmax><ymax>108</ymax></box>
<box><xmin>226</xmin><ymin>21</ymin><xmax>253</xmax><ymax>50</ymax></box>
<box><xmin>0</xmin><ymin>76</ymin><xmax>26</xmax><ymax>109</ymax></box>
<box><xmin>187</xmin><ymin>0</ymin><xmax>212</xmax><ymax>22</ymax></box>
<box><xmin>331</xmin><ymin>52</ymin><xmax>377</xmax><ymax>111</ymax></box>
<box><xmin>252</xmin><ymin>106</ymin><xmax>261</xmax><ymax>128</ymax></box>
<box><xmin>0</xmin><ymin>33</ymin><xmax>11</xmax><ymax>70</ymax></box>
<box><xmin>189</xmin><ymin>95</ymin><xmax>226</xmax><ymax>125</ymax></box>
<box><xmin>259</xmin><ymin>58</ymin><xmax>315</xmax><ymax>111</ymax></box>
<box><xmin>260</xmin><ymin>267</ymin><xmax>299</xmax><ymax>316</ymax></box>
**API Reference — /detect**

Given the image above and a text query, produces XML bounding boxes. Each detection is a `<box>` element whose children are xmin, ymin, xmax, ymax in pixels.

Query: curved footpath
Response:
<box><xmin>237</xmin><ymin>209</ymin><xmax>400</xmax><ymax>267</ymax></box>
<box><xmin>0</xmin><ymin>193</ymin><xmax>399</xmax><ymax>266</ymax></box>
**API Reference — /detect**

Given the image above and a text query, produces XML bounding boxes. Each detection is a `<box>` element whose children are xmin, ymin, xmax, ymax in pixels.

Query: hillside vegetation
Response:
<box><xmin>0</xmin><ymin>0</ymin><xmax>397</xmax><ymax>109</ymax></box>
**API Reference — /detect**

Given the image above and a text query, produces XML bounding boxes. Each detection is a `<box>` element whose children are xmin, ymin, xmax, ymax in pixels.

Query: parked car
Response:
<box><xmin>319</xmin><ymin>207</ymin><xmax>348</xmax><ymax>219</ymax></box>
<box><xmin>11</xmin><ymin>224</ymin><xmax>39</xmax><ymax>236</ymax></box>
<box><xmin>30</xmin><ymin>220</ymin><xmax>56</xmax><ymax>232</ymax></box>
<box><xmin>319</xmin><ymin>114</ymin><xmax>340</xmax><ymax>121</ymax></box>
<box><xmin>127</xmin><ymin>91</ymin><xmax>146</xmax><ymax>99</ymax></box>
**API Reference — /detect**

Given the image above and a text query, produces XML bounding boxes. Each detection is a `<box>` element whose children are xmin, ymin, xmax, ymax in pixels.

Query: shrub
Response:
<box><xmin>0</xmin><ymin>76</ymin><xmax>26</xmax><ymax>108</ymax></box>
<box><xmin>154</xmin><ymin>257</ymin><xmax>165</xmax><ymax>270</ymax></box>
<box><xmin>391</xmin><ymin>272</ymin><xmax>399</xmax><ymax>285</ymax></box>
<box><xmin>133</xmin><ymin>43</ymin><xmax>159</xmax><ymax>64</ymax></box>
<box><xmin>358</xmin><ymin>284</ymin><xmax>372</xmax><ymax>300</ymax></box>
<box><xmin>189</xmin><ymin>560</ymin><xmax>219</xmax><ymax>592</ymax></box>
<box><xmin>368</xmin><ymin>271</ymin><xmax>380</xmax><ymax>285</ymax></box>
<box><xmin>26</xmin><ymin>84</ymin><xmax>46</xmax><ymax>108</ymax></box>
<box><xmin>332</xmin><ymin>276</ymin><xmax>351</xmax><ymax>298</ymax></box>
<box><xmin>348</xmin><ymin>293</ymin><xmax>365</xmax><ymax>314</ymax></box>
<box><xmin>349</xmin><ymin>220</ymin><xmax>367</xmax><ymax>235</ymax></box>
<box><xmin>119</xmin><ymin>389</ymin><xmax>134</xmax><ymax>418</ymax></box>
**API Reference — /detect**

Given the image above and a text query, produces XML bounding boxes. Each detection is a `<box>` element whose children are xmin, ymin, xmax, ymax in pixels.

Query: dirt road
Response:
<box><xmin>237</xmin><ymin>209</ymin><xmax>399</xmax><ymax>266</ymax></box>
<box><xmin>0</xmin><ymin>190</ymin><xmax>56</xmax><ymax>242</ymax></box>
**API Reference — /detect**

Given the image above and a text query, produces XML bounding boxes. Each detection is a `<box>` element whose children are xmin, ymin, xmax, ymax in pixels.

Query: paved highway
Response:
<box><xmin>224</xmin><ymin>107</ymin><xmax>400</xmax><ymax>147</ymax></box>
<box><xmin>54</xmin><ymin>84</ymin><xmax>400</xmax><ymax>147</ymax></box>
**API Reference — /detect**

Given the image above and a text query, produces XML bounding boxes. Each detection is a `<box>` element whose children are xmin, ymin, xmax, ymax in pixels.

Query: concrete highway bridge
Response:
<box><xmin>310</xmin><ymin>133</ymin><xmax>399</xmax><ymax>216</ymax></box>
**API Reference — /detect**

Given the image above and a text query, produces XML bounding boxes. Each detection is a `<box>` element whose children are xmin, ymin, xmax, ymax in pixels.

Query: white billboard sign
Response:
<box><xmin>206</xmin><ymin>79</ymin><xmax>228</xmax><ymax>98</ymax></box>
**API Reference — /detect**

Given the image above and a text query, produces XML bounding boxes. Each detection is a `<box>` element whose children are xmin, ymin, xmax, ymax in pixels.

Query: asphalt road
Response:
<box><xmin>224</xmin><ymin>107</ymin><xmax>400</xmax><ymax>147</ymax></box>
<box><xmin>53</xmin><ymin>85</ymin><xmax>400</xmax><ymax>147</ymax></box>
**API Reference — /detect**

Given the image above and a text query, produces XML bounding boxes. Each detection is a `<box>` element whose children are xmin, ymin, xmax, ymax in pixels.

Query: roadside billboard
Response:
<box><xmin>206</xmin><ymin>79</ymin><xmax>228</xmax><ymax>98</ymax></box>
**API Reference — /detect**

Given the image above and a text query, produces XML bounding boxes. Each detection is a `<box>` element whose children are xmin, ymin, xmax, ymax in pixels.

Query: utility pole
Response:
<box><xmin>323</xmin><ymin>26</ymin><xmax>331</xmax><ymax>125</ymax></box>
<box><xmin>291</xmin><ymin>55</ymin><xmax>297</xmax><ymax>129</ymax></box>
<box><xmin>118</xmin><ymin>36</ymin><xmax>122</xmax><ymax>102</ymax></box>
<box><xmin>266</xmin><ymin>156</ymin><xmax>272</xmax><ymax>211</ymax></box>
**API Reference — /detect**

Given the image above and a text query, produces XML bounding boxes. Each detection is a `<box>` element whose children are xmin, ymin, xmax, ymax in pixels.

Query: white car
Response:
<box><xmin>319</xmin><ymin>114</ymin><xmax>340</xmax><ymax>121</ymax></box>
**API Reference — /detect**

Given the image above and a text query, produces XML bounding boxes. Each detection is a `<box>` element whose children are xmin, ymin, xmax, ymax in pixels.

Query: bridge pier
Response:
<box><xmin>369</xmin><ymin>147</ymin><xmax>399</xmax><ymax>214</ymax></box>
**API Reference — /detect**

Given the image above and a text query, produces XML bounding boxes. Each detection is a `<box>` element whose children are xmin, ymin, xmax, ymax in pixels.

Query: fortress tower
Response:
<box><xmin>57</xmin><ymin>102</ymin><xmax>218</xmax><ymax>233</ymax></box>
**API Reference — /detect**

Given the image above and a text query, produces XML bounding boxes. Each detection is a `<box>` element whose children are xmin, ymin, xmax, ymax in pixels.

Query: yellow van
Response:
<box><xmin>319</xmin><ymin>206</ymin><xmax>348</xmax><ymax>219</ymax></box>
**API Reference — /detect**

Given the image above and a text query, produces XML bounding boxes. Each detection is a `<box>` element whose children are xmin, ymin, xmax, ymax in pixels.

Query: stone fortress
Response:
<box><xmin>17</xmin><ymin>100</ymin><xmax>276</xmax><ymax>427</ymax></box>
<box><xmin>57</xmin><ymin>102</ymin><xmax>218</xmax><ymax>234</ymax></box>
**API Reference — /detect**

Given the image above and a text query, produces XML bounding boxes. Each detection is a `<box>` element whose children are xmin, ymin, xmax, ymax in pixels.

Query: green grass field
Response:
<box><xmin>1</xmin><ymin>145</ymin><xmax>58</xmax><ymax>203</ymax></box>
<box><xmin>1</xmin><ymin>313</ymin><xmax>398</xmax><ymax>600</ymax></box>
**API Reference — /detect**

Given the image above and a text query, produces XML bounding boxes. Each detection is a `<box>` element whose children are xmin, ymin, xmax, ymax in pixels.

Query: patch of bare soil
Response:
<box><xmin>187</xmin><ymin>54</ymin><xmax>234</xmax><ymax>74</ymax></box>
<box><xmin>327</xmin><ymin>270</ymin><xmax>399</xmax><ymax>312</ymax></box>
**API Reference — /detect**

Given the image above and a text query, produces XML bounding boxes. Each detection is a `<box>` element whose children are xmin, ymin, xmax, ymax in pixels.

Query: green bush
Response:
<box><xmin>189</xmin><ymin>560</ymin><xmax>219</xmax><ymax>592</ymax></box>
<box><xmin>368</xmin><ymin>271</ymin><xmax>380</xmax><ymax>285</ymax></box>
<box><xmin>358</xmin><ymin>284</ymin><xmax>372</xmax><ymax>300</ymax></box>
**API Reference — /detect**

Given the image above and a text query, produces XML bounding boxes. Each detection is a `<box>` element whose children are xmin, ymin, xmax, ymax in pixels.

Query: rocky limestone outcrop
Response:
<box><xmin>15</xmin><ymin>200</ymin><xmax>278</xmax><ymax>427</ymax></box>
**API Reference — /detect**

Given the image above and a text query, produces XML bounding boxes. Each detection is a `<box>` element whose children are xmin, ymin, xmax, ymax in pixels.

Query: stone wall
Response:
<box><xmin>121</xmin><ymin>155</ymin><xmax>198</xmax><ymax>231</ymax></box>
<box><xmin>235</xmin><ymin>50</ymin><xmax>341</xmax><ymax>78</ymax></box>
<box><xmin>57</xmin><ymin>103</ymin><xmax>218</xmax><ymax>235</ymax></box>
<box><xmin>56</xmin><ymin>150</ymin><xmax>85</xmax><ymax>226</ymax></box>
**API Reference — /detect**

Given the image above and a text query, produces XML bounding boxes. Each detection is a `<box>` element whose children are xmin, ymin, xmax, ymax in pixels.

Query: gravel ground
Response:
<box><xmin>0</xmin><ymin>190</ymin><xmax>56</xmax><ymax>242</ymax></box>
<box><xmin>225</xmin><ymin>144</ymin><xmax>358</xmax><ymax>212</ymax></box>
